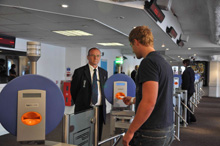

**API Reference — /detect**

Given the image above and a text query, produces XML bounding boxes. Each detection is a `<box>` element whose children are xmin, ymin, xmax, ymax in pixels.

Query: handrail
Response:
<box><xmin>98</xmin><ymin>133</ymin><xmax>125</xmax><ymax>146</ymax></box>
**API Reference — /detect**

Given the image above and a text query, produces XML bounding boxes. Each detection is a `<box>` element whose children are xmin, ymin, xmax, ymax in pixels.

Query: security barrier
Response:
<box><xmin>63</xmin><ymin>107</ymin><xmax>125</xmax><ymax>146</ymax></box>
<box><xmin>173</xmin><ymin>79</ymin><xmax>204</xmax><ymax>141</ymax></box>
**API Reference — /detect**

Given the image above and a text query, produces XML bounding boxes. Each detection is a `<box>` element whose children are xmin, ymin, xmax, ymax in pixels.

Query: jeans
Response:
<box><xmin>130</xmin><ymin>125</ymin><xmax>174</xmax><ymax>146</ymax></box>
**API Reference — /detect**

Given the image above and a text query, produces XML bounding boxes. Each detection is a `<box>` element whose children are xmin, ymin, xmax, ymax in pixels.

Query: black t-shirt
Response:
<box><xmin>135</xmin><ymin>51</ymin><xmax>173</xmax><ymax>129</ymax></box>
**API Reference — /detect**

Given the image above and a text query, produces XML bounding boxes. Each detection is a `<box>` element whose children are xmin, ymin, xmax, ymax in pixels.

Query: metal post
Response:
<box><xmin>62</xmin><ymin>115</ymin><xmax>70</xmax><ymax>143</ymax></box>
<box><xmin>182</xmin><ymin>90</ymin><xmax>187</xmax><ymax>127</ymax></box>
<box><xmin>176</xmin><ymin>89</ymin><xmax>188</xmax><ymax>127</ymax></box>
<box><xmin>94</xmin><ymin>106</ymin><xmax>99</xmax><ymax>146</ymax></box>
<box><xmin>110</xmin><ymin>111</ymin><xmax>115</xmax><ymax>145</ymax></box>
<box><xmin>117</xmin><ymin>66</ymin><xmax>121</xmax><ymax>74</ymax></box>
<box><xmin>173</xmin><ymin>93</ymin><xmax>180</xmax><ymax>140</ymax></box>
<box><xmin>27</xmin><ymin>41</ymin><xmax>41</xmax><ymax>75</ymax></box>
<box><xmin>30</xmin><ymin>62</ymin><xmax>37</xmax><ymax>74</ymax></box>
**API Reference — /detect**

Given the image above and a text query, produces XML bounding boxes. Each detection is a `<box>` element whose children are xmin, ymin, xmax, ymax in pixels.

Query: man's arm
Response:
<box><xmin>182</xmin><ymin>71</ymin><xmax>190</xmax><ymax>90</ymax></box>
<box><xmin>70</xmin><ymin>70</ymin><xmax>80</xmax><ymax>104</ymax></box>
<box><xmin>122</xmin><ymin>81</ymin><xmax>158</xmax><ymax>146</ymax></box>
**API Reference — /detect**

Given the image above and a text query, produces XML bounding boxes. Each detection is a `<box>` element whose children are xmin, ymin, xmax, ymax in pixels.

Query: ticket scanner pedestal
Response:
<box><xmin>113</xmin><ymin>81</ymin><xmax>127</xmax><ymax>107</ymax></box>
<box><xmin>104</xmin><ymin>74</ymin><xmax>136</xmax><ymax>145</ymax></box>
<box><xmin>17</xmin><ymin>89</ymin><xmax>46</xmax><ymax>142</ymax></box>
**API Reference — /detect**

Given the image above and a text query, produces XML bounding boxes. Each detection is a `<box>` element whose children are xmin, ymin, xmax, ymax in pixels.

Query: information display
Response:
<box><xmin>145</xmin><ymin>1</ymin><xmax>165</xmax><ymax>23</ymax></box>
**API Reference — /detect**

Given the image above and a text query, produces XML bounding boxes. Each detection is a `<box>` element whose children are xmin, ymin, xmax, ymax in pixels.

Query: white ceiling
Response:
<box><xmin>0</xmin><ymin>0</ymin><xmax>220</xmax><ymax>62</ymax></box>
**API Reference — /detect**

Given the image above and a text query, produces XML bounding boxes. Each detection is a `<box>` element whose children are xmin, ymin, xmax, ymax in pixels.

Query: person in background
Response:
<box><xmin>131</xmin><ymin>65</ymin><xmax>139</xmax><ymax>82</ymax></box>
<box><xmin>70</xmin><ymin>47</ymin><xmax>108</xmax><ymax>141</ymax></box>
<box><xmin>9</xmin><ymin>64</ymin><xmax>17</xmax><ymax>81</ymax></box>
<box><xmin>181</xmin><ymin>59</ymin><xmax>196</xmax><ymax>123</ymax></box>
<box><xmin>122</xmin><ymin>26</ymin><xmax>174</xmax><ymax>146</ymax></box>
<box><xmin>0</xmin><ymin>58</ymin><xmax>8</xmax><ymax>83</ymax></box>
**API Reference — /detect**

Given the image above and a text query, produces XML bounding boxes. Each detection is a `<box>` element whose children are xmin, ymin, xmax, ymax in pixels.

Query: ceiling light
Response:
<box><xmin>178</xmin><ymin>56</ymin><xmax>180</xmax><ymax>58</ymax></box>
<box><xmin>194</xmin><ymin>54</ymin><xmax>196</xmax><ymax>56</ymax></box>
<box><xmin>61</xmin><ymin>4</ymin><xmax>68</xmax><ymax>8</ymax></box>
<box><xmin>166</xmin><ymin>48</ymin><xmax>169</xmax><ymax>51</ymax></box>
<box><xmin>161</xmin><ymin>43</ymin><xmax>165</xmax><ymax>47</ymax></box>
<box><xmin>53</xmin><ymin>30</ymin><xmax>93</xmax><ymax>36</ymax></box>
<box><xmin>97</xmin><ymin>43</ymin><xmax>124</xmax><ymax>46</ymax></box>
<box><xmin>188</xmin><ymin>48</ymin><xmax>191</xmax><ymax>50</ymax></box>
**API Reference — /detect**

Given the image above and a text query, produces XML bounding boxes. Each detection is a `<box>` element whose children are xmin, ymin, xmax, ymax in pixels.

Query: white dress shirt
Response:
<box><xmin>88</xmin><ymin>64</ymin><xmax>102</xmax><ymax>105</ymax></box>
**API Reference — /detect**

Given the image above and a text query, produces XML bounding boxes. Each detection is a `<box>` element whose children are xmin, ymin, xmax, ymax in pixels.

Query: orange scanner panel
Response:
<box><xmin>115</xmin><ymin>92</ymin><xmax>125</xmax><ymax>100</ymax></box>
<box><xmin>21</xmin><ymin>112</ymin><xmax>42</xmax><ymax>126</ymax></box>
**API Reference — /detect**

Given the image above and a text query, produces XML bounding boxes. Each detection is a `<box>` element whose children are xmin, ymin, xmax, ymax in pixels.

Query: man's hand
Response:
<box><xmin>122</xmin><ymin>96</ymin><xmax>132</xmax><ymax>105</ymax></box>
<box><xmin>122</xmin><ymin>129</ymin><xmax>134</xmax><ymax>146</ymax></box>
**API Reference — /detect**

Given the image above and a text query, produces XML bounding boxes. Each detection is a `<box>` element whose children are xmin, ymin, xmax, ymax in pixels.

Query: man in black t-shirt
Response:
<box><xmin>122</xmin><ymin>26</ymin><xmax>174</xmax><ymax>146</ymax></box>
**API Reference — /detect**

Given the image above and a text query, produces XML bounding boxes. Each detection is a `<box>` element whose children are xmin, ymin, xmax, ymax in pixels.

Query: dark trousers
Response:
<box><xmin>98</xmin><ymin>105</ymin><xmax>104</xmax><ymax>141</ymax></box>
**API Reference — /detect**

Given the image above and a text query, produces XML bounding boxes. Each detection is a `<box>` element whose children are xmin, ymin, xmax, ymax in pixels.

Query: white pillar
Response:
<box><xmin>209</xmin><ymin>61</ymin><xmax>220</xmax><ymax>97</ymax></box>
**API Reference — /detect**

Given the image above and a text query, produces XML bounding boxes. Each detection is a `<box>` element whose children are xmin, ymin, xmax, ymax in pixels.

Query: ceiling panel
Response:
<box><xmin>0</xmin><ymin>0</ymin><xmax>220</xmax><ymax>62</ymax></box>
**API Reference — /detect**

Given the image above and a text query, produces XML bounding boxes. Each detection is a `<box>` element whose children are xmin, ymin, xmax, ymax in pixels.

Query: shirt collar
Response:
<box><xmin>88</xmin><ymin>64</ymin><xmax>99</xmax><ymax>73</ymax></box>
<box><xmin>88</xmin><ymin>64</ymin><xmax>98</xmax><ymax>70</ymax></box>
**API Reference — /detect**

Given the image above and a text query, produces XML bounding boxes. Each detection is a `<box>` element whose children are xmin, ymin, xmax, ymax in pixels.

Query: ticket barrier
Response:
<box><xmin>173</xmin><ymin>93</ymin><xmax>181</xmax><ymax>141</ymax></box>
<box><xmin>0</xmin><ymin>75</ymin><xmax>77</xmax><ymax>146</ymax></box>
<box><xmin>63</xmin><ymin>107</ymin><xmax>125</xmax><ymax>146</ymax></box>
<box><xmin>194</xmin><ymin>80</ymin><xmax>204</xmax><ymax>105</ymax></box>
<box><xmin>190</xmin><ymin>93</ymin><xmax>198</xmax><ymax>113</ymax></box>
<box><xmin>191</xmin><ymin>80</ymin><xmax>204</xmax><ymax>113</ymax></box>
<box><xmin>175</xmin><ymin>89</ymin><xmax>196</xmax><ymax>127</ymax></box>
<box><xmin>110</xmin><ymin>109</ymin><xmax>135</xmax><ymax>144</ymax></box>
<box><xmin>63</xmin><ymin>108</ymin><xmax>95</xmax><ymax>146</ymax></box>
<box><xmin>0</xmin><ymin>43</ymin><xmax>76</xmax><ymax>146</ymax></box>
<box><xmin>175</xmin><ymin>89</ymin><xmax>188</xmax><ymax>127</ymax></box>
<box><xmin>102</xmin><ymin>73</ymin><xmax>136</xmax><ymax>145</ymax></box>
<box><xmin>110</xmin><ymin>80</ymin><xmax>135</xmax><ymax>144</ymax></box>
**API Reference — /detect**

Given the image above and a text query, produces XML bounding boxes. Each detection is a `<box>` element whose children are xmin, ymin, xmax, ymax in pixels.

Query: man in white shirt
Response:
<box><xmin>71</xmin><ymin>48</ymin><xmax>108</xmax><ymax>141</ymax></box>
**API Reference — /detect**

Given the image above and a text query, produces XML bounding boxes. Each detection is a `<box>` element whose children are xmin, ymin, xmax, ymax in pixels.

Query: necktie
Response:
<box><xmin>92</xmin><ymin>69</ymin><xmax>98</xmax><ymax>105</ymax></box>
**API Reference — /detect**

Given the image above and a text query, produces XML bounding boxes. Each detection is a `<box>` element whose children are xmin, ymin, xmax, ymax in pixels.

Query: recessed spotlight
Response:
<box><xmin>194</xmin><ymin>54</ymin><xmax>196</xmax><ymax>56</ymax></box>
<box><xmin>61</xmin><ymin>4</ymin><xmax>68</xmax><ymax>8</ymax></box>
<box><xmin>188</xmin><ymin>48</ymin><xmax>191</xmax><ymax>50</ymax></box>
<box><xmin>166</xmin><ymin>48</ymin><xmax>169</xmax><ymax>51</ymax></box>
<box><xmin>178</xmin><ymin>56</ymin><xmax>180</xmax><ymax>58</ymax></box>
<box><xmin>161</xmin><ymin>44</ymin><xmax>165</xmax><ymax>47</ymax></box>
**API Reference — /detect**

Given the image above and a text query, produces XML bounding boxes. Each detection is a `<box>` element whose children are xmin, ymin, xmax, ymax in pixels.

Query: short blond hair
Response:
<box><xmin>129</xmin><ymin>26</ymin><xmax>154</xmax><ymax>47</ymax></box>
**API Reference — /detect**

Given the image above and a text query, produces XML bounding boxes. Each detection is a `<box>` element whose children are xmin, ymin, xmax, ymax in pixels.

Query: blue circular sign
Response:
<box><xmin>0</xmin><ymin>74</ymin><xmax>65</xmax><ymax>136</ymax></box>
